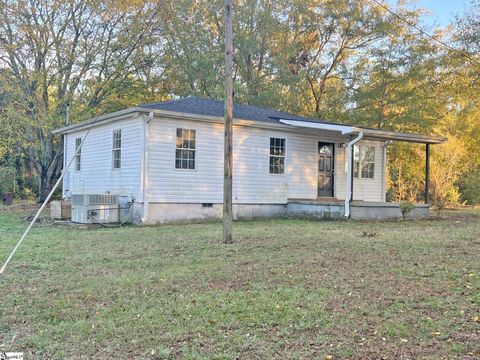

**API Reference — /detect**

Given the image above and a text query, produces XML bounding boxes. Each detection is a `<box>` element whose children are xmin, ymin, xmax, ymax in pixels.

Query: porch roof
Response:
<box><xmin>279</xmin><ymin>119</ymin><xmax>446</xmax><ymax>144</ymax></box>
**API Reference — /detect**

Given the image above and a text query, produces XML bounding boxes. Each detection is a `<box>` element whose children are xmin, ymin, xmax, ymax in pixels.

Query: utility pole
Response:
<box><xmin>223</xmin><ymin>0</ymin><xmax>233</xmax><ymax>244</ymax></box>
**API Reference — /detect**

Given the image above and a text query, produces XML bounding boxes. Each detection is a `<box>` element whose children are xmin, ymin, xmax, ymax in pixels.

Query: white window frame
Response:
<box><xmin>112</xmin><ymin>129</ymin><xmax>122</xmax><ymax>169</ymax></box>
<box><xmin>354</xmin><ymin>144</ymin><xmax>375</xmax><ymax>179</ymax></box>
<box><xmin>75</xmin><ymin>137</ymin><xmax>82</xmax><ymax>172</ymax></box>
<box><xmin>175</xmin><ymin>128</ymin><xmax>196</xmax><ymax>170</ymax></box>
<box><xmin>269</xmin><ymin>137</ymin><xmax>286</xmax><ymax>175</ymax></box>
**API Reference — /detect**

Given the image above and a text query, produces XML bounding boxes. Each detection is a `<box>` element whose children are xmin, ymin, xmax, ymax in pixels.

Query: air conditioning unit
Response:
<box><xmin>71</xmin><ymin>194</ymin><xmax>120</xmax><ymax>224</ymax></box>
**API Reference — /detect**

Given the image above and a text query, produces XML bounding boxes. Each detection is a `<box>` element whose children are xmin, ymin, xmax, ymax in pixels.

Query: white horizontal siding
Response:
<box><xmin>335</xmin><ymin>140</ymin><xmax>386</xmax><ymax>202</ymax></box>
<box><xmin>233</xmin><ymin>126</ymin><xmax>289</xmax><ymax>203</ymax></box>
<box><xmin>146</xmin><ymin>117</ymin><xmax>386</xmax><ymax>204</ymax></box>
<box><xmin>63</xmin><ymin>116</ymin><xmax>143</xmax><ymax>199</ymax></box>
<box><xmin>353</xmin><ymin>140</ymin><xmax>386</xmax><ymax>202</ymax></box>
<box><xmin>147</xmin><ymin>118</ymin><xmax>224</xmax><ymax>203</ymax></box>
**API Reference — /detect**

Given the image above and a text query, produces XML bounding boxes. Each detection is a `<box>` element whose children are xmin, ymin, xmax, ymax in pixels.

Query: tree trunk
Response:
<box><xmin>36</xmin><ymin>137</ymin><xmax>63</xmax><ymax>202</ymax></box>
<box><xmin>38</xmin><ymin>167</ymin><xmax>50</xmax><ymax>203</ymax></box>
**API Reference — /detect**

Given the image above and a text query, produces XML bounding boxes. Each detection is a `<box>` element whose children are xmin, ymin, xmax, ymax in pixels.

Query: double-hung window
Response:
<box><xmin>354</xmin><ymin>144</ymin><xmax>375</xmax><ymax>179</ymax></box>
<box><xmin>75</xmin><ymin>138</ymin><xmax>82</xmax><ymax>172</ymax></box>
<box><xmin>269</xmin><ymin>137</ymin><xmax>286</xmax><ymax>174</ymax></box>
<box><xmin>112</xmin><ymin>129</ymin><xmax>122</xmax><ymax>169</ymax></box>
<box><xmin>175</xmin><ymin>128</ymin><xmax>196</xmax><ymax>170</ymax></box>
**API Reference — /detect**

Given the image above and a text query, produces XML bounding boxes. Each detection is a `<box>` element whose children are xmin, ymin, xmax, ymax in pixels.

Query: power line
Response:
<box><xmin>369</xmin><ymin>0</ymin><xmax>480</xmax><ymax>67</ymax></box>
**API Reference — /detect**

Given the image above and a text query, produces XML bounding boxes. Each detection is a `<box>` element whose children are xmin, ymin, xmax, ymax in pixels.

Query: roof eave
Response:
<box><xmin>52</xmin><ymin>107</ymin><xmax>146</xmax><ymax>134</ymax></box>
<box><xmin>53</xmin><ymin>106</ymin><xmax>447</xmax><ymax>145</ymax></box>
<box><xmin>53</xmin><ymin>107</ymin><xmax>298</xmax><ymax>135</ymax></box>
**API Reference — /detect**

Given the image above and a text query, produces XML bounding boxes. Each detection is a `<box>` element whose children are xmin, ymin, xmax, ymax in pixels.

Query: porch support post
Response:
<box><xmin>425</xmin><ymin>143</ymin><xmax>430</xmax><ymax>204</ymax></box>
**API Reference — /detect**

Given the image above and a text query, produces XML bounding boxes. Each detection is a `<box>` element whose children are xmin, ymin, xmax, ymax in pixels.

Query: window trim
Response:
<box><xmin>174</xmin><ymin>128</ymin><xmax>197</xmax><ymax>171</ymax></box>
<box><xmin>353</xmin><ymin>144</ymin><xmax>375</xmax><ymax>180</ymax></box>
<box><xmin>74</xmin><ymin>137</ymin><xmax>82</xmax><ymax>172</ymax></box>
<box><xmin>112</xmin><ymin>129</ymin><xmax>122</xmax><ymax>170</ymax></box>
<box><xmin>268</xmin><ymin>137</ymin><xmax>286</xmax><ymax>175</ymax></box>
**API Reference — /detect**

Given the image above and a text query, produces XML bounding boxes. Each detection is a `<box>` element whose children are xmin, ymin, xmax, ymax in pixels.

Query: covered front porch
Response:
<box><xmin>279</xmin><ymin>118</ymin><xmax>445</xmax><ymax>220</ymax></box>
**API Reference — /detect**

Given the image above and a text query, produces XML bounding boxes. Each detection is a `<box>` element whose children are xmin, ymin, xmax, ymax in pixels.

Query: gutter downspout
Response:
<box><xmin>63</xmin><ymin>133</ymin><xmax>68</xmax><ymax>199</ymax></box>
<box><xmin>62</xmin><ymin>104</ymin><xmax>70</xmax><ymax>200</ymax></box>
<box><xmin>141</xmin><ymin>112</ymin><xmax>153</xmax><ymax>223</ymax></box>
<box><xmin>345</xmin><ymin>132</ymin><xmax>364</xmax><ymax>218</ymax></box>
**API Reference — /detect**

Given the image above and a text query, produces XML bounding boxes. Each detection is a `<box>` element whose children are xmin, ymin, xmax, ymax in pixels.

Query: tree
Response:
<box><xmin>0</xmin><ymin>0</ymin><xmax>163</xmax><ymax>201</ymax></box>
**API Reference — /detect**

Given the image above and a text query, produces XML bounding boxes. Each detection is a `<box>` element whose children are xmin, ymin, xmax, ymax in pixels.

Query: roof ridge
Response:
<box><xmin>139</xmin><ymin>96</ymin><xmax>321</xmax><ymax>122</ymax></box>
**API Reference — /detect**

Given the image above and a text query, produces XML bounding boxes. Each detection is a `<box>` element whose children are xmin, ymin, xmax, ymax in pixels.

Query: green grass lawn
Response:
<box><xmin>0</xmin><ymin>208</ymin><xmax>479</xmax><ymax>359</ymax></box>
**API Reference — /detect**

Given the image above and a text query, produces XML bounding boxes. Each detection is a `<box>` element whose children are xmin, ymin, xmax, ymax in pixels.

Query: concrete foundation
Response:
<box><xmin>233</xmin><ymin>204</ymin><xmax>286</xmax><ymax>220</ymax></box>
<box><xmin>287</xmin><ymin>200</ymin><xmax>429</xmax><ymax>221</ymax></box>
<box><xmin>144</xmin><ymin>203</ymin><xmax>286</xmax><ymax>224</ymax></box>
<box><xmin>287</xmin><ymin>201</ymin><xmax>344</xmax><ymax>220</ymax></box>
<box><xmin>139</xmin><ymin>200</ymin><xmax>429</xmax><ymax>224</ymax></box>
<box><xmin>349</xmin><ymin>202</ymin><xmax>429</xmax><ymax>220</ymax></box>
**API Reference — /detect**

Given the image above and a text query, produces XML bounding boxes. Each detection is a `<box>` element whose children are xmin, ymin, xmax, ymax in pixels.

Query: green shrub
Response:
<box><xmin>400</xmin><ymin>201</ymin><xmax>415</xmax><ymax>220</ymax></box>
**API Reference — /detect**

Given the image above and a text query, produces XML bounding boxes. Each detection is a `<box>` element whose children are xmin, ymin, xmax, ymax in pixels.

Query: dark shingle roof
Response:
<box><xmin>54</xmin><ymin>96</ymin><xmax>446</xmax><ymax>144</ymax></box>
<box><xmin>139</xmin><ymin>97</ymin><xmax>319</xmax><ymax>124</ymax></box>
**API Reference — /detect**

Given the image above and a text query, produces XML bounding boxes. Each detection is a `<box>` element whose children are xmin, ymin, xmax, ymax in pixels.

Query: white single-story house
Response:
<box><xmin>53</xmin><ymin>97</ymin><xmax>445</xmax><ymax>224</ymax></box>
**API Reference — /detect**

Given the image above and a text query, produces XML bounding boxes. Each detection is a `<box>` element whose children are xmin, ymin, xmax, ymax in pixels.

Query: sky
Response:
<box><xmin>412</xmin><ymin>0</ymin><xmax>471</xmax><ymax>27</ymax></box>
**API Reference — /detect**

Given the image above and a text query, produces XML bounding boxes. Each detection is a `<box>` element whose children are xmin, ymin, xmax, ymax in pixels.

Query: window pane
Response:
<box><xmin>362</xmin><ymin>146</ymin><xmax>375</xmax><ymax>162</ymax></box>
<box><xmin>113</xmin><ymin>130</ymin><xmax>121</xmax><ymax>149</ymax></box>
<box><xmin>75</xmin><ymin>156</ymin><xmax>81</xmax><ymax>171</ymax></box>
<box><xmin>361</xmin><ymin>163</ymin><xmax>374</xmax><ymax>179</ymax></box>
<box><xmin>188</xmin><ymin>160</ymin><xmax>195</xmax><ymax>169</ymax></box>
<box><xmin>319</xmin><ymin>145</ymin><xmax>331</xmax><ymax>155</ymax></box>
<box><xmin>75</xmin><ymin>138</ymin><xmax>82</xmax><ymax>171</ymax></box>
<box><xmin>269</xmin><ymin>155</ymin><xmax>284</xmax><ymax>174</ymax></box>
<box><xmin>113</xmin><ymin>148</ymin><xmax>121</xmax><ymax>169</ymax></box>
<box><xmin>278</xmin><ymin>157</ymin><xmax>284</xmax><ymax>174</ymax></box>
<box><xmin>113</xmin><ymin>156</ymin><xmax>120</xmax><ymax>169</ymax></box>
<box><xmin>354</xmin><ymin>146</ymin><xmax>360</xmax><ymax>161</ymax></box>
<box><xmin>270</xmin><ymin>138</ymin><xmax>286</xmax><ymax>161</ymax></box>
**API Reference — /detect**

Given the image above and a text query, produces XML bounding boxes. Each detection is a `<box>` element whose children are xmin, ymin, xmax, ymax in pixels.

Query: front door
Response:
<box><xmin>318</xmin><ymin>142</ymin><xmax>334</xmax><ymax>197</ymax></box>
